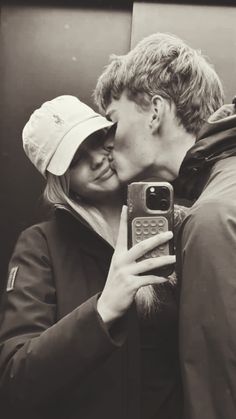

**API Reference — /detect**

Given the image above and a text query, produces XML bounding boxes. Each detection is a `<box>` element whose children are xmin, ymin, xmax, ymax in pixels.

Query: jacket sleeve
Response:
<box><xmin>179</xmin><ymin>201</ymin><xmax>236</xmax><ymax>419</ymax></box>
<box><xmin>0</xmin><ymin>226</ymin><xmax>125</xmax><ymax>407</ymax></box>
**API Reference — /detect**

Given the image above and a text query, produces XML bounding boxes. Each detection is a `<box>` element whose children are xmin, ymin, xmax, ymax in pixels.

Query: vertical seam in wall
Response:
<box><xmin>129</xmin><ymin>0</ymin><xmax>135</xmax><ymax>50</ymax></box>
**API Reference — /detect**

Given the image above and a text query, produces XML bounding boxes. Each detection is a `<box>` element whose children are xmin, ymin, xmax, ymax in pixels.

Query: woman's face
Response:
<box><xmin>69</xmin><ymin>128</ymin><xmax>121</xmax><ymax>201</ymax></box>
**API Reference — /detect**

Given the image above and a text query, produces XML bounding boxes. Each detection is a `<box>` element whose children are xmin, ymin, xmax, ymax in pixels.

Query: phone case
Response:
<box><xmin>127</xmin><ymin>182</ymin><xmax>174</xmax><ymax>277</ymax></box>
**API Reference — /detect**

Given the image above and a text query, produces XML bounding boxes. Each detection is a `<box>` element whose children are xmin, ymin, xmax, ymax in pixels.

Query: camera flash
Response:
<box><xmin>150</xmin><ymin>187</ymin><xmax>155</xmax><ymax>193</ymax></box>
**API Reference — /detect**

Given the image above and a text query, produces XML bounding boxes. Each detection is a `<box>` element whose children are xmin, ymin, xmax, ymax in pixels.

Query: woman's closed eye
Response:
<box><xmin>103</xmin><ymin>143</ymin><xmax>113</xmax><ymax>153</ymax></box>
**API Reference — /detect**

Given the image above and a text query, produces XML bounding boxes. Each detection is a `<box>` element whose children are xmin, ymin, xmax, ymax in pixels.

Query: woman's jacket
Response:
<box><xmin>0</xmin><ymin>209</ymin><xmax>181</xmax><ymax>419</ymax></box>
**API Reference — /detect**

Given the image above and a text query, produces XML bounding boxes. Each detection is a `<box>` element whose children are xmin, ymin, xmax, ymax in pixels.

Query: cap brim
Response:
<box><xmin>47</xmin><ymin>116</ymin><xmax>114</xmax><ymax>176</ymax></box>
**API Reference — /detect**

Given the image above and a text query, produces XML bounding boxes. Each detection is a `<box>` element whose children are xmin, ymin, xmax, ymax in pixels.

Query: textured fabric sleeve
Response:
<box><xmin>0</xmin><ymin>226</ymin><xmax>125</xmax><ymax>407</ymax></box>
<box><xmin>179</xmin><ymin>201</ymin><xmax>236</xmax><ymax>419</ymax></box>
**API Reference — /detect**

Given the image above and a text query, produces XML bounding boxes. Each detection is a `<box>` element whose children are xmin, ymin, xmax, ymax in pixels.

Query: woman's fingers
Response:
<box><xmin>126</xmin><ymin>230</ymin><xmax>173</xmax><ymax>262</ymax></box>
<box><xmin>129</xmin><ymin>254</ymin><xmax>176</xmax><ymax>275</ymax></box>
<box><xmin>114</xmin><ymin>209</ymin><xmax>173</xmax><ymax>266</ymax></box>
<box><xmin>135</xmin><ymin>274</ymin><xmax>169</xmax><ymax>289</ymax></box>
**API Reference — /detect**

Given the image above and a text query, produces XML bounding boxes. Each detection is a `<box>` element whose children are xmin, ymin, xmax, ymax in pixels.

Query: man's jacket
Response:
<box><xmin>176</xmin><ymin>101</ymin><xmax>236</xmax><ymax>419</ymax></box>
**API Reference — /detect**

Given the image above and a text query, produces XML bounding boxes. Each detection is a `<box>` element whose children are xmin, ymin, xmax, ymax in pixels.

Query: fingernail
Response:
<box><xmin>121</xmin><ymin>205</ymin><xmax>127</xmax><ymax>214</ymax></box>
<box><xmin>165</xmin><ymin>231</ymin><xmax>173</xmax><ymax>238</ymax></box>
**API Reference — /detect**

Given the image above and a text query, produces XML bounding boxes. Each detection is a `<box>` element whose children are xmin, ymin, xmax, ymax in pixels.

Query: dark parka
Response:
<box><xmin>176</xmin><ymin>101</ymin><xmax>236</xmax><ymax>419</ymax></box>
<box><xmin>0</xmin><ymin>209</ymin><xmax>182</xmax><ymax>419</ymax></box>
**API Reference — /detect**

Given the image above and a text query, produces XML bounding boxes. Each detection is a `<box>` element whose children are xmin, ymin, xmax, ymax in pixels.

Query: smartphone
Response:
<box><xmin>127</xmin><ymin>181</ymin><xmax>174</xmax><ymax>277</ymax></box>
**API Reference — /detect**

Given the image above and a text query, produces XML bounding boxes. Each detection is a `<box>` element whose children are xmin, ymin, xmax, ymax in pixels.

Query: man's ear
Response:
<box><xmin>149</xmin><ymin>95</ymin><xmax>165</xmax><ymax>134</ymax></box>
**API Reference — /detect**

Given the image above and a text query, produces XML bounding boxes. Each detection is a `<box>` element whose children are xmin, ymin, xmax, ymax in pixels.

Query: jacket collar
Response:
<box><xmin>175</xmin><ymin>101</ymin><xmax>236</xmax><ymax>201</ymax></box>
<box><xmin>54</xmin><ymin>208</ymin><xmax>114</xmax><ymax>257</ymax></box>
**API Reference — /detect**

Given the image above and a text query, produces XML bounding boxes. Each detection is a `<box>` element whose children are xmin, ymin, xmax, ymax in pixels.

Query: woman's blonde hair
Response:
<box><xmin>44</xmin><ymin>172</ymin><xmax>115</xmax><ymax>245</ymax></box>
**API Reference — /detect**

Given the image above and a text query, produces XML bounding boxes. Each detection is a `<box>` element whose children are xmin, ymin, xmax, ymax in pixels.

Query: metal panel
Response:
<box><xmin>131</xmin><ymin>2</ymin><xmax>236</xmax><ymax>102</ymax></box>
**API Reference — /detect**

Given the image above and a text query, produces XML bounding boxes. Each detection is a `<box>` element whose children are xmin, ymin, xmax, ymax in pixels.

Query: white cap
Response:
<box><xmin>22</xmin><ymin>95</ymin><xmax>114</xmax><ymax>177</ymax></box>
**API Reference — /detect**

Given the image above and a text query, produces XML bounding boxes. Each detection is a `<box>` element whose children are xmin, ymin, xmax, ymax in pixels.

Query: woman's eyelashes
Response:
<box><xmin>103</xmin><ymin>143</ymin><xmax>113</xmax><ymax>153</ymax></box>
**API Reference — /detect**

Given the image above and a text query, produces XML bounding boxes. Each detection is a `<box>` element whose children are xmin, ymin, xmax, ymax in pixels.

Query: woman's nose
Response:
<box><xmin>104</xmin><ymin>134</ymin><xmax>114</xmax><ymax>164</ymax></box>
<box><xmin>90</xmin><ymin>150</ymin><xmax>106</xmax><ymax>170</ymax></box>
<box><xmin>108</xmin><ymin>152</ymin><xmax>113</xmax><ymax>163</ymax></box>
<box><xmin>104</xmin><ymin>133</ymin><xmax>114</xmax><ymax>152</ymax></box>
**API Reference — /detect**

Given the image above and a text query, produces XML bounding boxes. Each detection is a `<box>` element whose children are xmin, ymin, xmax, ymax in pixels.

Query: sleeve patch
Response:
<box><xmin>7</xmin><ymin>266</ymin><xmax>19</xmax><ymax>292</ymax></box>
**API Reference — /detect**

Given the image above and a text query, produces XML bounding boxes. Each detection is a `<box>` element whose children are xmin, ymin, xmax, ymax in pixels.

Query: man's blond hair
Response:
<box><xmin>94</xmin><ymin>33</ymin><xmax>224</xmax><ymax>135</ymax></box>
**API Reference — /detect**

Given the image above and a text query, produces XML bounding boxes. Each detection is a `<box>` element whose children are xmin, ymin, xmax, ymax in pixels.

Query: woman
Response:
<box><xmin>0</xmin><ymin>96</ymin><xmax>183</xmax><ymax>419</ymax></box>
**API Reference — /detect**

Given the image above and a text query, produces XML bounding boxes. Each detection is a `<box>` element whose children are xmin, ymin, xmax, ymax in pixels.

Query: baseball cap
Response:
<box><xmin>22</xmin><ymin>95</ymin><xmax>114</xmax><ymax>177</ymax></box>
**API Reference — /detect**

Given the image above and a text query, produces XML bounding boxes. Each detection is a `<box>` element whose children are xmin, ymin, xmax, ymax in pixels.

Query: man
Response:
<box><xmin>94</xmin><ymin>32</ymin><xmax>236</xmax><ymax>419</ymax></box>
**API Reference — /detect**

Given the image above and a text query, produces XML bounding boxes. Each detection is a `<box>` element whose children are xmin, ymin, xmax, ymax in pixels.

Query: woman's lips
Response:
<box><xmin>95</xmin><ymin>166</ymin><xmax>115</xmax><ymax>181</ymax></box>
<box><xmin>109</xmin><ymin>160</ymin><xmax>116</xmax><ymax>170</ymax></box>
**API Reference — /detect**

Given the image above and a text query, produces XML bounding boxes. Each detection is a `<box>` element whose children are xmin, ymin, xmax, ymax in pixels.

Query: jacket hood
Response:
<box><xmin>175</xmin><ymin>97</ymin><xmax>236</xmax><ymax>201</ymax></box>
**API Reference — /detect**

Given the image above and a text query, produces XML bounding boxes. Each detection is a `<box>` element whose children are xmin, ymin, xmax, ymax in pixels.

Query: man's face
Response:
<box><xmin>106</xmin><ymin>92</ymin><xmax>193</xmax><ymax>184</ymax></box>
<box><xmin>106</xmin><ymin>93</ymin><xmax>158</xmax><ymax>183</ymax></box>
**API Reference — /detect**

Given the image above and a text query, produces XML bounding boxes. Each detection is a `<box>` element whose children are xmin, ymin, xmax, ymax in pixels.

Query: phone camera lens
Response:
<box><xmin>147</xmin><ymin>192</ymin><xmax>158</xmax><ymax>210</ymax></box>
<box><xmin>146</xmin><ymin>186</ymin><xmax>170</xmax><ymax>211</ymax></box>
<box><xmin>160</xmin><ymin>199</ymin><xmax>169</xmax><ymax>211</ymax></box>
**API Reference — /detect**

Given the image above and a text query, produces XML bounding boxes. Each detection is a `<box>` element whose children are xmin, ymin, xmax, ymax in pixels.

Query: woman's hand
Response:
<box><xmin>97</xmin><ymin>206</ymin><xmax>175</xmax><ymax>325</ymax></box>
